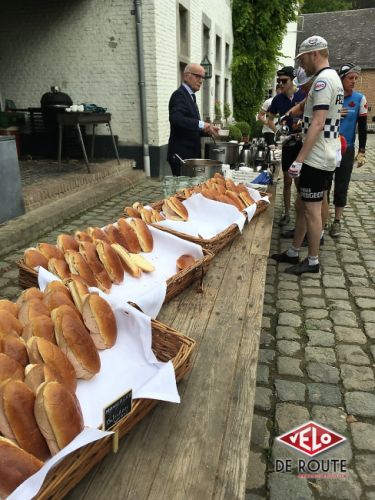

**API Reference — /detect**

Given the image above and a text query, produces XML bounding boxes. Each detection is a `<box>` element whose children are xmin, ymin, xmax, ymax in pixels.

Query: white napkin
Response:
<box><xmin>156</xmin><ymin>193</ymin><xmax>246</xmax><ymax>238</ymax></box>
<box><xmin>245</xmin><ymin>187</ymin><xmax>270</xmax><ymax>222</ymax></box>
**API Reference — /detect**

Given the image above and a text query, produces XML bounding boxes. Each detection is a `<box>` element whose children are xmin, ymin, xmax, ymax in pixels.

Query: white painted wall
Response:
<box><xmin>278</xmin><ymin>21</ymin><xmax>298</xmax><ymax>69</ymax></box>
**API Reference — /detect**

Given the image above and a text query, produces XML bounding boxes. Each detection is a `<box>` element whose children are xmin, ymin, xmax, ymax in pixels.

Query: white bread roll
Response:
<box><xmin>64</xmin><ymin>250</ymin><xmax>97</xmax><ymax>287</ymax></box>
<box><xmin>111</xmin><ymin>244</ymin><xmax>141</xmax><ymax>278</ymax></box>
<box><xmin>117</xmin><ymin>218</ymin><xmax>142</xmax><ymax>253</ymax></box>
<box><xmin>43</xmin><ymin>289</ymin><xmax>74</xmax><ymax>313</ymax></box>
<box><xmin>0</xmin><ymin>353</ymin><xmax>24</xmax><ymax>383</ymax></box>
<box><xmin>34</xmin><ymin>381</ymin><xmax>84</xmax><ymax>455</ymax></box>
<box><xmin>0</xmin><ymin>299</ymin><xmax>19</xmax><ymax>318</ymax></box>
<box><xmin>0</xmin><ymin>437</ymin><xmax>43</xmax><ymax>498</ymax></box>
<box><xmin>94</xmin><ymin>240</ymin><xmax>124</xmax><ymax>284</ymax></box>
<box><xmin>64</xmin><ymin>276</ymin><xmax>90</xmax><ymax>313</ymax></box>
<box><xmin>23</xmin><ymin>247</ymin><xmax>49</xmax><ymax>269</ymax></box>
<box><xmin>18</xmin><ymin>298</ymin><xmax>50</xmax><ymax>327</ymax></box>
<box><xmin>87</xmin><ymin>226</ymin><xmax>111</xmax><ymax>243</ymax></box>
<box><xmin>81</xmin><ymin>294</ymin><xmax>117</xmax><ymax>349</ymax></box>
<box><xmin>16</xmin><ymin>287</ymin><xmax>44</xmax><ymax>308</ymax></box>
<box><xmin>48</xmin><ymin>257</ymin><xmax>71</xmax><ymax>280</ymax></box>
<box><xmin>22</xmin><ymin>315</ymin><xmax>55</xmax><ymax>343</ymax></box>
<box><xmin>166</xmin><ymin>196</ymin><xmax>189</xmax><ymax>221</ymax></box>
<box><xmin>56</xmin><ymin>233</ymin><xmax>79</xmax><ymax>252</ymax></box>
<box><xmin>176</xmin><ymin>254</ymin><xmax>196</xmax><ymax>270</ymax></box>
<box><xmin>44</xmin><ymin>280</ymin><xmax>72</xmax><ymax>299</ymax></box>
<box><xmin>0</xmin><ymin>333</ymin><xmax>28</xmax><ymax>366</ymax></box>
<box><xmin>78</xmin><ymin>241</ymin><xmax>112</xmax><ymax>293</ymax></box>
<box><xmin>127</xmin><ymin>218</ymin><xmax>153</xmax><ymax>252</ymax></box>
<box><xmin>0</xmin><ymin>309</ymin><xmax>23</xmax><ymax>335</ymax></box>
<box><xmin>24</xmin><ymin>363</ymin><xmax>65</xmax><ymax>393</ymax></box>
<box><xmin>37</xmin><ymin>242</ymin><xmax>65</xmax><ymax>261</ymax></box>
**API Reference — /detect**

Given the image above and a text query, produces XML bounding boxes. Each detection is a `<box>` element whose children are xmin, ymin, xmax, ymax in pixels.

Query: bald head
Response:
<box><xmin>183</xmin><ymin>63</ymin><xmax>205</xmax><ymax>92</ymax></box>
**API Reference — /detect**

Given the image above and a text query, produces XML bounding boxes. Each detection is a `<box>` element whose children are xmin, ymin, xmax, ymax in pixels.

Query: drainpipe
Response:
<box><xmin>134</xmin><ymin>0</ymin><xmax>150</xmax><ymax>176</ymax></box>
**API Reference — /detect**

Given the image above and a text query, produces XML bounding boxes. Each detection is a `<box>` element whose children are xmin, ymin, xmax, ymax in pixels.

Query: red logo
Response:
<box><xmin>277</xmin><ymin>421</ymin><xmax>346</xmax><ymax>457</ymax></box>
<box><xmin>348</xmin><ymin>101</ymin><xmax>356</xmax><ymax>107</ymax></box>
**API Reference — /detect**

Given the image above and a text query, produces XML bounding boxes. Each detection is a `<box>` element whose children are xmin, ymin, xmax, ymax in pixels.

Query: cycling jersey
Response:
<box><xmin>339</xmin><ymin>91</ymin><xmax>368</xmax><ymax>147</ymax></box>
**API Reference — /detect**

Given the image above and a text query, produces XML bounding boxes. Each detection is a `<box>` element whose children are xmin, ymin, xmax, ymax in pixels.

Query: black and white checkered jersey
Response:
<box><xmin>302</xmin><ymin>67</ymin><xmax>344</xmax><ymax>171</ymax></box>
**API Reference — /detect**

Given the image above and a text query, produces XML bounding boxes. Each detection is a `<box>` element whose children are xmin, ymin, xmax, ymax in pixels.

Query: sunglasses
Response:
<box><xmin>188</xmin><ymin>72</ymin><xmax>205</xmax><ymax>80</ymax></box>
<box><xmin>277</xmin><ymin>78</ymin><xmax>290</xmax><ymax>84</ymax></box>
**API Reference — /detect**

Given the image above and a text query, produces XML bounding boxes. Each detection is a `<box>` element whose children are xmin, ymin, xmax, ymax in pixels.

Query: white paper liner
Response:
<box><xmin>155</xmin><ymin>193</ymin><xmax>246</xmax><ymax>238</ymax></box>
<box><xmin>8</xmin><ymin>428</ymin><xmax>113</xmax><ymax>500</ymax></box>
<box><xmin>245</xmin><ymin>187</ymin><xmax>270</xmax><ymax>222</ymax></box>
<box><xmin>38</xmin><ymin>225</ymin><xmax>203</xmax><ymax>318</ymax></box>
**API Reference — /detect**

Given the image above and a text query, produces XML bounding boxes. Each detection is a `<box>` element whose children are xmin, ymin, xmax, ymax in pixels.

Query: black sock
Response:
<box><xmin>334</xmin><ymin>219</ymin><xmax>340</xmax><ymax>223</ymax></box>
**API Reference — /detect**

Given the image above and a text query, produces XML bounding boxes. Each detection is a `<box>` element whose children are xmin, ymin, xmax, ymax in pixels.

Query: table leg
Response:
<box><xmin>91</xmin><ymin>124</ymin><xmax>96</xmax><ymax>162</ymax></box>
<box><xmin>58</xmin><ymin>124</ymin><xmax>63</xmax><ymax>168</ymax></box>
<box><xmin>107</xmin><ymin>122</ymin><xmax>121</xmax><ymax>165</ymax></box>
<box><xmin>76</xmin><ymin>124</ymin><xmax>90</xmax><ymax>173</ymax></box>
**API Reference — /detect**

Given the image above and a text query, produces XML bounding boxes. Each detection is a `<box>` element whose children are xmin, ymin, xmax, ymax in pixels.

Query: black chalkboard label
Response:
<box><xmin>103</xmin><ymin>389</ymin><xmax>132</xmax><ymax>431</ymax></box>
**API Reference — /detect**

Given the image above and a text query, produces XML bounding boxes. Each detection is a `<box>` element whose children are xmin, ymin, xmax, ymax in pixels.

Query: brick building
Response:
<box><xmin>297</xmin><ymin>8</ymin><xmax>375</xmax><ymax>125</ymax></box>
<box><xmin>0</xmin><ymin>0</ymin><xmax>233</xmax><ymax>176</ymax></box>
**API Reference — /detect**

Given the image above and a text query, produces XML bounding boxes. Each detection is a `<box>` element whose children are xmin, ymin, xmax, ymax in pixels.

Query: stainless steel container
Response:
<box><xmin>180</xmin><ymin>158</ymin><xmax>223</xmax><ymax>178</ymax></box>
<box><xmin>205</xmin><ymin>142</ymin><xmax>239</xmax><ymax>165</ymax></box>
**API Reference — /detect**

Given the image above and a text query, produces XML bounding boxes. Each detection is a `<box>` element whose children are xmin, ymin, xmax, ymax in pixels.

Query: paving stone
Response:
<box><xmin>277</xmin><ymin>357</ymin><xmax>304</xmax><ymax>377</ymax></box>
<box><xmin>246</xmin><ymin>451</ymin><xmax>266</xmax><ymax>490</ymax></box>
<box><xmin>263</xmin><ymin>305</ymin><xmax>277</xmax><ymax>316</ymax></box>
<box><xmin>307</xmin><ymin>383</ymin><xmax>342</xmax><ymax>406</ymax></box>
<box><xmin>325</xmin><ymin>288</ymin><xmax>349</xmax><ymax>300</ymax></box>
<box><xmin>275</xmin><ymin>380</ymin><xmax>305</xmax><ymax>402</ymax></box>
<box><xmin>348</xmin><ymin>276</ymin><xmax>371</xmax><ymax>286</ymax></box>
<box><xmin>355</xmin><ymin>455</ymin><xmax>375</xmax><ymax>487</ymax></box>
<box><xmin>258</xmin><ymin>349</ymin><xmax>275</xmax><ymax>364</ymax></box>
<box><xmin>330</xmin><ymin>310</ymin><xmax>358</xmax><ymax>327</ymax></box>
<box><xmin>305</xmin><ymin>308</ymin><xmax>329</xmax><ymax>319</ymax></box>
<box><xmin>355</xmin><ymin>297</ymin><xmax>375</xmax><ymax>309</ymax></box>
<box><xmin>318</xmin><ymin>439</ymin><xmax>353</xmax><ymax>462</ymax></box>
<box><xmin>323</xmin><ymin>265</ymin><xmax>343</xmax><ymax>274</ymax></box>
<box><xmin>278</xmin><ymin>281</ymin><xmax>299</xmax><ymax>290</ymax></box>
<box><xmin>364</xmin><ymin>323</ymin><xmax>375</xmax><ymax>339</ymax></box>
<box><xmin>255</xmin><ymin>387</ymin><xmax>273</xmax><ymax>411</ymax></box>
<box><xmin>1</xmin><ymin>268</ymin><xmax>20</xmax><ymax>279</ymax></box>
<box><xmin>276</xmin><ymin>299</ymin><xmax>301</xmax><ymax>311</ymax></box>
<box><xmin>345</xmin><ymin>265</ymin><xmax>368</xmax><ymax>277</ymax></box>
<box><xmin>307</xmin><ymin>330</ymin><xmax>334</xmax><ymax>346</ymax></box>
<box><xmin>315</xmin><ymin>469</ymin><xmax>362</xmax><ymax>500</ymax></box>
<box><xmin>275</xmin><ymin>326</ymin><xmax>300</xmax><ymax>340</ymax></box>
<box><xmin>323</xmin><ymin>274</ymin><xmax>346</xmax><ymax>288</ymax></box>
<box><xmin>337</xmin><ymin>345</ymin><xmax>370</xmax><ymax>365</ymax></box>
<box><xmin>261</xmin><ymin>316</ymin><xmax>271</xmax><ymax>329</ymax></box>
<box><xmin>311</xmin><ymin>405</ymin><xmax>347</xmax><ymax>434</ymax></box>
<box><xmin>256</xmin><ymin>364</ymin><xmax>270</xmax><ymax>384</ymax></box>
<box><xmin>264</xmin><ymin>293</ymin><xmax>275</xmax><ymax>304</ymax></box>
<box><xmin>350</xmin><ymin>286</ymin><xmax>375</xmax><ymax>298</ymax></box>
<box><xmin>278</xmin><ymin>273</ymin><xmax>298</xmax><ymax>282</ymax></box>
<box><xmin>361</xmin><ymin>310</ymin><xmax>375</xmax><ymax>322</ymax></box>
<box><xmin>301</xmin><ymin>287</ymin><xmax>322</xmax><ymax>296</ymax></box>
<box><xmin>301</xmin><ymin>296</ymin><xmax>326</xmax><ymax>308</ymax></box>
<box><xmin>371</xmin><ymin>345</ymin><xmax>375</xmax><ymax>361</ymax></box>
<box><xmin>300</xmin><ymin>278</ymin><xmax>320</xmax><ymax>287</ymax></box>
<box><xmin>260</xmin><ymin>331</ymin><xmax>274</xmax><ymax>347</ymax></box>
<box><xmin>1</xmin><ymin>287</ymin><xmax>21</xmax><ymax>299</ymax></box>
<box><xmin>305</xmin><ymin>347</ymin><xmax>336</xmax><ymax>365</ymax></box>
<box><xmin>278</xmin><ymin>313</ymin><xmax>302</xmax><ymax>327</ymax></box>
<box><xmin>276</xmin><ymin>290</ymin><xmax>297</xmax><ymax>300</ymax></box>
<box><xmin>251</xmin><ymin>414</ymin><xmax>270</xmax><ymax>449</ymax></box>
<box><xmin>328</xmin><ymin>299</ymin><xmax>353</xmax><ymax>311</ymax></box>
<box><xmin>268</xmin><ymin>473</ymin><xmax>313</xmax><ymax>500</ymax></box>
<box><xmin>334</xmin><ymin>326</ymin><xmax>367</xmax><ymax>344</ymax></box>
<box><xmin>275</xmin><ymin>403</ymin><xmax>309</xmax><ymax>435</ymax></box>
<box><xmin>345</xmin><ymin>392</ymin><xmax>375</xmax><ymax>417</ymax></box>
<box><xmin>350</xmin><ymin>422</ymin><xmax>375</xmax><ymax>451</ymax></box>
<box><xmin>341</xmin><ymin>365</ymin><xmax>375</xmax><ymax>391</ymax></box>
<box><xmin>276</xmin><ymin>340</ymin><xmax>300</xmax><ymax>356</ymax></box>
<box><xmin>306</xmin><ymin>362</ymin><xmax>339</xmax><ymax>383</ymax></box>
<box><xmin>305</xmin><ymin>318</ymin><xmax>332</xmax><ymax>331</ymax></box>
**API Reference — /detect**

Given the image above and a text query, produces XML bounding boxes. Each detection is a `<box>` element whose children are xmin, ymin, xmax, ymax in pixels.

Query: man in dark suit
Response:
<box><xmin>167</xmin><ymin>63</ymin><xmax>218</xmax><ymax>176</ymax></box>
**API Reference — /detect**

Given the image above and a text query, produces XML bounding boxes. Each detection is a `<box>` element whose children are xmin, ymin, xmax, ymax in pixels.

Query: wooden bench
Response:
<box><xmin>67</xmin><ymin>189</ymin><xmax>276</xmax><ymax>500</ymax></box>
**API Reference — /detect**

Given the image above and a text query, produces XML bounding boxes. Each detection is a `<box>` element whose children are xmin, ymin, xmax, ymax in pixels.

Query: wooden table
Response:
<box><xmin>67</xmin><ymin>190</ymin><xmax>276</xmax><ymax>500</ymax></box>
<box><xmin>57</xmin><ymin>112</ymin><xmax>120</xmax><ymax>173</ymax></box>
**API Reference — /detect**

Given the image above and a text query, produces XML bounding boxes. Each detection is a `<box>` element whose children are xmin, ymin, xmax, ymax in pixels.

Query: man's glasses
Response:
<box><xmin>188</xmin><ymin>72</ymin><xmax>205</xmax><ymax>80</ymax></box>
<box><xmin>277</xmin><ymin>78</ymin><xmax>290</xmax><ymax>84</ymax></box>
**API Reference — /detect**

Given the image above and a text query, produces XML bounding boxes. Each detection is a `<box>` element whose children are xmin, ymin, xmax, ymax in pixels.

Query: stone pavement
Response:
<box><xmin>247</xmin><ymin>134</ymin><xmax>375</xmax><ymax>499</ymax></box>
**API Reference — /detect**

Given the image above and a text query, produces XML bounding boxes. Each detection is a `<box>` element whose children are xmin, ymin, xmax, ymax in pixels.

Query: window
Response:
<box><xmin>179</xmin><ymin>5</ymin><xmax>189</xmax><ymax>58</ymax></box>
<box><xmin>225</xmin><ymin>43</ymin><xmax>230</xmax><ymax>68</ymax></box>
<box><xmin>215</xmin><ymin>35</ymin><xmax>221</xmax><ymax>69</ymax></box>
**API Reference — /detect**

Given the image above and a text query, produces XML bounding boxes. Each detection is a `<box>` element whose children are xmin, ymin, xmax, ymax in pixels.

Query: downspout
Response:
<box><xmin>134</xmin><ymin>0</ymin><xmax>150</xmax><ymax>176</ymax></box>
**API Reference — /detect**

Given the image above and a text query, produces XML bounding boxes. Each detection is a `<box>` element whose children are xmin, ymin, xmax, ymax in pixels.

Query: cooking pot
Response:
<box><xmin>178</xmin><ymin>158</ymin><xmax>223</xmax><ymax>178</ymax></box>
<box><xmin>205</xmin><ymin>142</ymin><xmax>239</xmax><ymax>165</ymax></box>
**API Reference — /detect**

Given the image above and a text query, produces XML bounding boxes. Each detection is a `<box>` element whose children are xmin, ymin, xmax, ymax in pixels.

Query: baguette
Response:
<box><xmin>37</xmin><ymin>242</ymin><xmax>65</xmax><ymax>261</ymax></box>
<box><xmin>87</xmin><ymin>226</ymin><xmax>111</xmax><ymax>243</ymax></box>
<box><xmin>48</xmin><ymin>257</ymin><xmax>71</xmax><ymax>280</ymax></box>
<box><xmin>23</xmin><ymin>247</ymin><xmax>48</xmax><ymax>269</ymax></box>
<box><xmin>56</xmin><ymin>233</ymin><xmax>79</xmax><ymax>252</ymax></box>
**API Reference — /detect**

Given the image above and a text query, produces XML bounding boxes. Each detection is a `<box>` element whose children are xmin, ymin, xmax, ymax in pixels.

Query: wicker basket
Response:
<box><xmin>28</xmin><ymin>320</ymin><xmax>195</xmax><ymax>500</ymax></box>
<box><xmin>17</xmin><ymin>249</ymin><xmax>213</xmax><ymax>297</ymax></box>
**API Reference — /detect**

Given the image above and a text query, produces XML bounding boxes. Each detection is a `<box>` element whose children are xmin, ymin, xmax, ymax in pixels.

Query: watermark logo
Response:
<box><xmin>277</xmin><ymin>421</ymin><xmax>346</xmax><ymax>457</ymax></box>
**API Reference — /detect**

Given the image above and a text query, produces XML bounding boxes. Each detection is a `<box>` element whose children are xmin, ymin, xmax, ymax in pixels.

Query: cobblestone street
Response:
<box><xmin>0</xmin><ymin>138</ymin><xmax>374</xmax><ymax>499</ymax></box>
<box><xmin>247</xmin><ymin>134</ymin><xmax>375</xmax><ymax>499</ymax></box>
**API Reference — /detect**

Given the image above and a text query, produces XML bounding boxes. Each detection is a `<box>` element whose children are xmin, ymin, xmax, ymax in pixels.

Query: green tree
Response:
<box><xmin>232</xmin><ymin>0</ymin><xmax>298</xmax><ymax>128</ymax></box>
<box><xmin>301</xmin><ymin>0</ymin><xmax>352</xmax><ymax>13</ymax></box>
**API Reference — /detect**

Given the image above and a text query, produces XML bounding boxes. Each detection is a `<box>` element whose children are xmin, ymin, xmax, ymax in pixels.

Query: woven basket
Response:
<box><xmin>17</xmin><ymin>249</ymin><xmax>213</xmax><ymax>297</ymax></box>
<box><xmin>28</xmin><ymin>321</ymin><xmax>195</xmax><ymax>500</ymax></box>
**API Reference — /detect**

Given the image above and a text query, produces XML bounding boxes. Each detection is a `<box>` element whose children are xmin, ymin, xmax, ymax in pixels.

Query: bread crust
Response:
<box><xmin>74</xmin><ymin>230</ymin><xmax>92</xmax><ymax>243</ymax></box>
<box><xmin>82</xmin><ymin>294</ymin><xmax>117</xmax><ymax>349</ymax></box>
<box><xmin>0</xmin><ymin>353</ymin><xmax>24</xmax><ymax>383</ymax></box>
<box><xmin>24</xmin><ymin>363</ymin><xmax>63</xmax><ymax>393</ymax></box>
<box><xmin>225</xmin><ymin>190</ymin><xmax>246</xmax><ymax>210</ymax></box>
<box><xmin>48</xmin><ymin>257</ymin><xmax>71</xmax><ymax>280</ymax></box>
<box><xmin>64</xmin><ymin>276</ymin><xmax>90</xmax><ymax>313</ymax></box>
<box><xmin>24</xmin><ymin>247</ymin><xmax>49</xmax><ymax>269</ymax></box>
<box><xmin>0</xmin><ymin>300</ymin><xmax>19</xmax><ymax>318</ymax></box>
<box><xmin>94</xmin><ymin>240</ymin><xmax>124</xmax><ymax>284</ymax></box>
<box><xmin>124</xmin><ymin>206</ymin><xmax>142</xmax><ymax>218</ymax></box>
<box><xmin>117</xmin><ymin>218</ymin><xmax>142</xmax><ymax>253</ymax></box>
<box><xmin>111</xmin><ymin>244</ymin><xmax>141</xmax><ymax>277</ymax></box>
<box><xmin>104</xmin><ymin>224</ymin><xmax>129</xmax><ymax>248</ymax></box>
<box><xmin>0</xmin><ymin>334</ymin><xmax>28</xmax><ymax>367</ymax></box>
<box><xmin>18</xmin><ymin>298</ymin><xmax>50</xmax><ymax>326</ymax></box>
<box><xmin>0</xmin><ymin>309</ymin><xmax>24</xmax><ymax>335</ymax></box>
<box><xmin>78</xmin><ymin>241</ymin><xmax>112</xmax><ymax>293</ymax></box>
<box><xmin>16</xmin><ymin>288</ymin><xmax>44</xmax><ymax>308</ymax></box>
<box><xmin>127</xmin><ymin>218</ymin><xmax>154</xmax><ymax>252</ymax></box>
<box><xmin>56</xmin><ymin>234</ymin><xmax>79</xmax><ymax>252</ymax></box>
<box><xmin>22</xmin><ymin>315</ymin><xmax>55</xmax><ymax>343</ymax></box>
<box><xmin>64</xmin><ymin>250</ymin><xmax>97</xmax><ymax>287</ymax></box>
<box><xmin>37</xmin><ymin>243</ymin><xmax>65</xmax><ymax>261</ymax></box>
<box><xmin>87</xmin><ymin>227</ymin><xmax>111</xmax><ymax>243</ymax></box>
<box><xmin>167</xmin><ymin>196</ymin><xmax>189</xmax><ymax>220</ymax></box>
<box><xmin>176</xmin><ymin>254</ymin><xmax>196</xmax><ymax>270</ymax></box>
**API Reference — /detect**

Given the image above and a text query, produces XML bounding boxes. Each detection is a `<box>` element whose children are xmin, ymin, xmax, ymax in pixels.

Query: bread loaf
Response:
<box><xmin>225</xmin><ymin>190</ymin><xmax>246</xmax><ymax>210</ymax></box>
<box><xmin>0</xmin><ymin>379</ymin><xmax>50</xmax><ymax>461</ymax></box>
<box><xmin>44</xmin><ymin>280</ymin><xmax>72</xmax><ymax>300</ymax></box>
<box><xmin>74</xmin><ymin>230</ymin><xmax>92</xmax><ymax>243</ymax></box>
<box><xmin>37</xmin><ymin>242</ymin><xmax>65</xmax><ymax>261</ymax></box>
<box><xmin>239</xmin><ymin>190</ymin><xmax>255</xmax><ymax>207</ymax></box>
<box><xmin>24</xmin><ymin>363</ymin><xmax>63</xmax><ymax>393</ymax></box>
<box><xmin>176</xmin><ymin>254</ymin><xmax>196</xmax><ymax>270</ymax></box>
<box><xmin>111</xmin><ymin>244</ymin><xmax>141</xmax><ymax>277</ymax></box>
<box><xmin>22</xmin><ymin>315</ymin><xmax>55</xmax><ymax>343</ymax></box>
<box><xmin>0</xmin><ymin>299</ymin><xmax>19</xmax><ymax>318</ymax></box>
<box><xmin>162</xmin><ymin>202</ymin><xmax>182</xmax><ymax>220</ymax></box>
<box><xmin>34</xmin><ymin>381</ymin><xmax>84</xmax><ymax>455</ymax></box>
<box><xmin>129</xmin><ymin>253</ymin><xmax>155</xmax><ymax>272</ymax></box>
<box><xmin>51</xmin><ymin>306</ymin><xmax>101</xmax><ymax>379</ymax></box>
<box><xmin>48</xmin><ymin>257</ymin><xmax>71</xmax><ymax>280</ymax></box>
<box><xmin>64</xmin><ymin>250</ymin><xmax>97</xmax><ymax>287</ymax></box>
<box><xmin>64</xmin><ymin>276</ymin><xmax>90</xmax><ymax>313</ymax></box>
<box><xmin>43</xmin><ymin>289</ymin><xmax>74</xmax><ymax>313</ymax></box>
<box><xmin>56</xmin><ymin>233</ymin><xmax>79</xmax><ymax>252</ymax></box>
<box><xmin>0</xmin><ymin>333</ymin><xmax>28</xmax><ymax>366</ymax></box>
<box><xmin>127</xmin><ymin>218</ymin><xmax>154</xmax><ymax>252</ymax></box>
<box><xmin>104</xmin><ymin>224</ymin><xmax>129</xmax><ymax>248</ymax></box>
<box><xmin>79</xmin><ymin>241</ymin><xmax>112</xmax><ymax>293</ymax></box>
<box><xmin>18</xmin><ymin>298</ymin><xmax>50</xmax><ymax>326</ymax></box>
<box><xmin>0</xmin><ymin>353</ymin><xmax>24</xmax><ymax>383</ymax></box>
<box><xmin>16</xmin><ymin>287</ymin><xmax>44</xmax><ymax>308</ymax></box>
<box><xmin>24</xmin><ymin>247</ymin><xmax>49</xmax><ymax>269</ymax></box>
<box><xmin>166</xmin><ymin>196</ymin><xmax>189</xmax><ymax>221</ymax></box>
<box><xmin>124</xmin><ymin>206</ymin><xmax>142</xmax><ymax>218</ymax></box>
<box><xmin>117</xmin><ymin>218</ymin><xmax>142</xmax><ymax>253</ymax></box>
<box><xmin>94</xmin><ymin>240</ymin><xmax>124</xmax><ymax>284</ymax></box>
<box><xmin>27</xmin><ymin>337</ymin><xmax>77</xmax><ymax>393</ymax></box>
<box><xmin>82</xmin><ymin>294</ymin><xmax>117</xmax><ymax>349</ymax></box>
<box><xmin>140</xmin><ymin>208</ymin><xmax>153</xmax><ymax>224</ymax></box>
<box><xmin>87</xmin><ymin>226</ymin><xmax>111</xmax><ymax>243</ymax></box>
<box><xmin>0</xmin><ymin>437</ymin><xmax>43</xmax><ymax>498</ymax></box>
<box><xmin>0</xmin><ymin>309</ymin><xmax>23</xmax><ymax>335</ymax></box>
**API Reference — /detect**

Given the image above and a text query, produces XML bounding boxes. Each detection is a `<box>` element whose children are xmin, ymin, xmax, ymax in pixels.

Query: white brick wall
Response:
<box><xmin>0</xmin><ymin>0</ymin><xmax>232</xmax><ymax>148</ymax></box>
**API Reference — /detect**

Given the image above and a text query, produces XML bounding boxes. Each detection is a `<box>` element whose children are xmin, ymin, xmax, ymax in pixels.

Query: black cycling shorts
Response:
<box><xmin>281</xmin><ymin>141</ymin><xmax>302</xmax><ymax>172</ymax></box>
<box><xmin>299</xmin><ymin>163</ymin><xmax>333</xmax><ymax>202</ymax></box>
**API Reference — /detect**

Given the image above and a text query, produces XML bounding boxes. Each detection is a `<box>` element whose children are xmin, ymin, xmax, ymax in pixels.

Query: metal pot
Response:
<box><xmin>179</xmin><ymin>158</ymin><xmax>223</xmax><ymax>178</ymax></box>
<box><xmin>205</xmin><ymin>142</ymin><xmax>239</xmax><ymax>165</ymax></box>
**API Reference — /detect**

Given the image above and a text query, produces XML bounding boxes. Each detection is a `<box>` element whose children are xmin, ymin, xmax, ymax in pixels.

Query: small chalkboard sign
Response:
<box><xmin>103</xmin><ymin>389</ymin><xmax>132</xmax><ymax>431</ymax></box>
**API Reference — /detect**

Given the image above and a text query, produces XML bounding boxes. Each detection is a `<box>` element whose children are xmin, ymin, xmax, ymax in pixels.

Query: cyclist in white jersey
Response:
<box><xmin>271</xmin><ymin>36</ymin><xmax>344</xmax><ymax>275</ymax></box>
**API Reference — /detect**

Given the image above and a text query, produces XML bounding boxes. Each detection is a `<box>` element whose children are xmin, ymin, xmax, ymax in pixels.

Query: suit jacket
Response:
<box><xmin>167</xmin><ymin>85</ymin><xmax>202</xmax><ymax>162</ymax></box>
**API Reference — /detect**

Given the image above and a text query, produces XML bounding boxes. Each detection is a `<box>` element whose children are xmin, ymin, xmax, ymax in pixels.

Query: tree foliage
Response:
<box><xmin>301</xmin><ymin>0</ymin><xmax>352</xmax><ymax>13</ymax></box>
<box><xmin>231</xmin><ymin>0</ymin><xmax>298</xmax><ymax>128</ymax></box>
